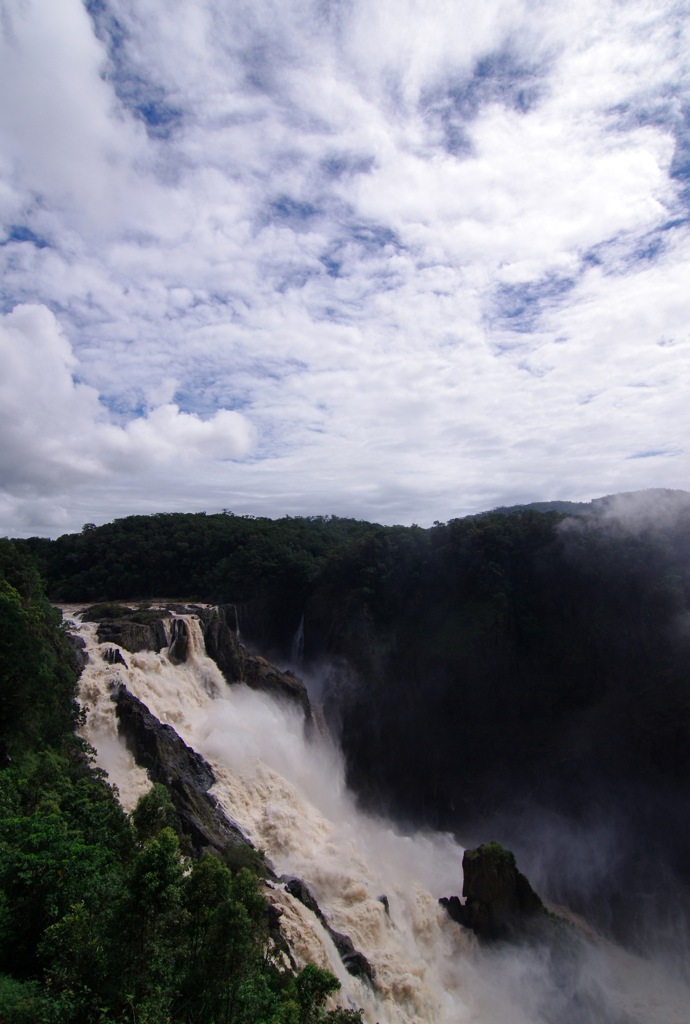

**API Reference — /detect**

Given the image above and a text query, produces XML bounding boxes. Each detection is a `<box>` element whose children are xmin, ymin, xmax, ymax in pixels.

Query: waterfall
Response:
<box><xmin>290</xmin><ymin>613</ymin><xmax>305</xmax><ymax>666</ymax></box>
<box><xmin>63</xmin><ymin>605</ymin><xmax>690</xmax><ymax>1024</ymax></box>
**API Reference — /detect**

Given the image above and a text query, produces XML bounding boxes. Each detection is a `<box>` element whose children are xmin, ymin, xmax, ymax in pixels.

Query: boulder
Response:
<box><xmin>241</xmin><ymin>654</ymin><xmax>312</xmax><ymax>720</ymax></box>
<box><xmin>97</xmin><ymin>618</ymin><xmax>168</xmax><ymax>653</ymax></box>
<box><xmin>440</xmin><ymin>841</ymin><xmax>545</xmax><ymax>940</ymax></box>
<box><xmin>328</xmin><ymin>929</ymin><xmax>375</xmax><ymax>981</ymax></box>
<box><xmin>103</xmin><ymin>647</ymin><xmax>128</xmax><ymax>667</ymax></box>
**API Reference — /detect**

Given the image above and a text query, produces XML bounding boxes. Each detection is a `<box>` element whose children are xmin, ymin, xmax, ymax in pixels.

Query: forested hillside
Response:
<box><xmin>13</xmin><ymin>490</ymin><xmax>690</xmax><ymax>939</ymax></box>
<box><xmin>0</xmin><ymin>538</ymin><xmax>361</xmax><ymax>1024</ymax></box>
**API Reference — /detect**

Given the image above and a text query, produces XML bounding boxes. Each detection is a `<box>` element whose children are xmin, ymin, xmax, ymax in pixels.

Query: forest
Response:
<box><xmin>4</xmin><ymin>489</ymin><xmax>690</xmax><ymax>1018</ymax></box>
<box><xmin>0</xmin><ymin>537</ymin><xmax>362</xmax><ymax>1024</ymax></box>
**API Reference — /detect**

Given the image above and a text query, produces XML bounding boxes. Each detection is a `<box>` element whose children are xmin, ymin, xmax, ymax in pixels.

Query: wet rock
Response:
<box><xmin>281</xmin><ymin>875</ymin><xmax>375</xmax><ymax>983</ymax></box>
<box><xmin>65</xmin><ymin>631</ymin><xmax>89</xmax><ymax>675</ymax></box>
<box><xmin>97</xmin><ymin>618</ymin><xmax>168</xmax><ymax>654</ymax></box>
<box><xmin>242</xmin><ymin>656</ymin><xmax>312</xmax><ymax>720</ymax></box>
<box><xmin>440</xmin><ymin>841</ymin><xmax>545</xmax><ymax>941</ymax></box>
<box><xmin>102</xmin><ymin>647</ymin><xmax>128</xmax><ymax>668</ymax></box>
<box><xmin>201</xmin><ymin>606</ymin><xmax>312</xmax><ymax>720</ymax></box>
<box><xmin>113</xmin><ymin>684</ymin><xmax>254</xmax><ymax>861</ymax></box>
<box><xmin>328</xmin><ymin>929</ymin><xmax>375</xmax><ymax>981</ymax></box>
<box><xmin>283</xmin><ymin>876</ymin><xmax>323</xmax><ymax>918</ymax></box>
<box><xmin>168</xmin><ymin>617</ymin><xmax>189</xmax><ymax>663</ymax></box>
<box><xmin>201</xmin><ymin>606</ymin><xmax>245</xmax><ymax>678</ymax></box>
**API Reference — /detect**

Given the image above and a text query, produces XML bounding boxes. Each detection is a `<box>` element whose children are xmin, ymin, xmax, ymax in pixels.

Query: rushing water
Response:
<box><xmin>63</xmin><ymin>606</ymin><xmax>690</xmax><ymax>1024</ymax></box>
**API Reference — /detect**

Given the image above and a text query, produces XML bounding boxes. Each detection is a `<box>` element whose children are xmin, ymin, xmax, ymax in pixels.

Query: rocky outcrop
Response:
<box><xmin>201</xmin><ymin>606</ymin><xmax>311</xmax><ymax>720</ymax></box>
<box><xmin>282</xmin><ymin>875</ymin><xmax>375</xmax><ymax>983</ymax></box>
<box><xmin>201</xmin><ymin>606</ymin><xmax>245</xmax><ymax>678</ymax></box>
<box><xmin>97</xmin><ymin>618</ymin><xmax>168</xmax><ymax>653</ymax></box>
<box><xmin>440</xmin><ymin>841</ymin><xmax>546</xmax><ymax>941</ymax></box>
<box><xmin>241</xmin><ymin>655</ymin><xmax>311</xmax><ymax>719</ymax></box>
<box><xmin>103</xmin><ymin>647</ymin><xmax>128</xmax><ymax>667</ymax></box>
<box><xmin>167</xmin><ymin>617</ymin><xmax>190</xmax><ymax>663</ymax></box>
<box><xmin>64</xmin><ymin>631</ymin><xmax>89</xmax><ymax>675</ymax></box>
<box><xmin>113</xmin><ymin>683</ymin><xmax>255</xmax><ymax>862</ymax></box>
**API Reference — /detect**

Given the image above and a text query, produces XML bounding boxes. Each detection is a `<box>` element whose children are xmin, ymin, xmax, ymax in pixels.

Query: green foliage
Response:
<box><xmin>20</xmin><ymin>513</ymin><xmax>384</xmax><ymax>650</ymax></box>
<box><xmin>295</xmin><ymin>964</ymin><xmax>340</xmax><ymax>1023</ymax></box>
<box><xmin>0</xmin><ymin>540</ymin><xmax>80</xmax><ymax>759</ymax></box>
<box><xmin>0</xmin><ymin>542</ymin><xmax>363</xmax><ymax>1024</ymax></box>
<box><xmin>130</xmin><ymin>782</ymin><xmax>178</xmax><ymax>842</ymax></box>
<box><xmin>0</xmin><ymin>974</ymin><xmax>58</xmax><ymax>1024</ymax></box>
<box><xmin>80</xmin><ymin>602</ymin><xmax>134</xmax><ymax>621</ymax></box>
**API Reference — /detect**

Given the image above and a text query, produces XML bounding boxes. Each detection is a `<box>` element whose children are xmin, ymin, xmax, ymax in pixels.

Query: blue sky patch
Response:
<box><xmin>626</xmin><ymin>449</ymin><xmax>679</xmax><ymax>460</ymax></box>
<box><xmin>320</xmin><ymin>254</ymin><xmax>342</xmax><ymax>278</ymax></box>
<box><xmin>350</xmin><ymin>222</ymin><xmax>400</xmax><ymax>253</ymax></box>
<box><xmin>489</xmin><ymin>274</ymin><xmax>576</xmax><ymax>333</ymax></box>
<box><xmin>423</xmin><ymin>47</ymin><xmax>544</xmax><ymax>156</ymax></box>
<box><xmin>2</xmin><ymin>225</ymin><xmax>50</xmax><ymax>249</ymax></box>
<box><xmin>581</xmin><ymin>222</ymin><xmax>672</xmax><ymax>276</ymax></box>
<box><xmin>321</xmin><ymin>154</ymin><xmax>375</xmax><ymax>180</ymax></box>
<box><xmin>269</xmin><ymin>196</ymin><xmax>320</xmax><ymax>224</ymax></box>
<box><xmin>85</xmin><ymin>0</ymin><xmax>183</xmax><ymax>139</ymax></box>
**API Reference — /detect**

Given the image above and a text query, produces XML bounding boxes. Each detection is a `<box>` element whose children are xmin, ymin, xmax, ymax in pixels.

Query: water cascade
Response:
<box><xmin>290</xmin><ymin>613</ymin><xmax>305</xmax><ymax>666</ymax></box>
<box><xmin>64</xmin><ymin>605</ymin><xmax>690</xmax><ymax>1024</ymax></box>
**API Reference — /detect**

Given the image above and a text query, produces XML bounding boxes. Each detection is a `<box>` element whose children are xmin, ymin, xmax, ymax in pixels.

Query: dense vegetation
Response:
<box><xmin>21</xmin><ymin>513</ymin><xmax>378</xmax><ymax>650</ymax></box>
<box><xmin>11</xmin><ymin>491</ymin><xmax>690</xmax><ymax>936</ymax></box>
<box><xmin>0</xmin><ymin>539</ymin><xmax>362</xmax><ymax>1024</ymax></box>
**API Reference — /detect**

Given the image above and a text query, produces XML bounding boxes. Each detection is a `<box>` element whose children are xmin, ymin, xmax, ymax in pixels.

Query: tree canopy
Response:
<box><xmin>0</xmin><ymin>539</ymin><xmax>363</xmax><ymax>1024</ymax></box>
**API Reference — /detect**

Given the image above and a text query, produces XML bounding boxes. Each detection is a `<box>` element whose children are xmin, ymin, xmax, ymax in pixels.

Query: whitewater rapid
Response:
<box><xmin>63</xmin><ymin>607</ymin><xmax>690</xmax><ymax>1024</ymax></box>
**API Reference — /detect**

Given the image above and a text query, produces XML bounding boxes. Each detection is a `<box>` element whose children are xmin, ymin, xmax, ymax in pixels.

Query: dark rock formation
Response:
<box><xmin>328</xmin><ymin>929</ymin><xmax>374</xmax><ymax>981</ymax></box>
<box><xmin>65</xmin><ymin>631</ymin><xmax>89</xmax><ymax>675</ymax></box>
<box><xmin>168</xmin><ymin>617</ymin><xmax>190</xmax><ymax>663</ymax></box>
<box><xmin>283</xmin><ymin>876</ymin><xmax>323</xmax><ymax>918</ymax></box>
<box><xmin>440</xmin><ymin>841</ymin><xmax>546</xmax><ymax>941</ymax></box>
<box><xmin>113</xmin><ymin>683</ymin><xmax>255</xmax><ymax>862</ymax></box>
<box><xmin>82</xmin><ymin>603</ymin><xmax>311</xmax><ymax>718</ymax></box>
<box><xmin>103</xmin><ymin>647</ymin><xmax>128</xmax><ymax>667</ymax></box>
<box><xmin>241</xmin><ymin>655</ymin><xmax>311</xmax><ymax>720</ymax></box>
<box><xmin>281</xmin><ymin>875</ymin><xmax>375</xmax><ymax>983</ymax></box>
<box><xmin>97</xmin><ymin>618</ymin><xmax>167</xmax><ymax>653</ymax></box>
<box><xmin>201</xmin><ymin>606</ymin><xmax>311</xmax><ymax>720</ymax></box>
<box><xmin>202</xmin><ymin>606</ymin><xmax>245</xmax><ymax>678</ymax></box>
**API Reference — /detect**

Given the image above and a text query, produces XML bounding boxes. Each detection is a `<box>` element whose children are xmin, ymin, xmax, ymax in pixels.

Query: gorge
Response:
<box><xmin>4</xmin><ymin>490</ymin><xmax>690</xmax><ymax>1022</ymax></box>
<box><xmin>63</xmin><ymin>597</ymin><xmax>690</xmax><ymax>1023</ymax></box>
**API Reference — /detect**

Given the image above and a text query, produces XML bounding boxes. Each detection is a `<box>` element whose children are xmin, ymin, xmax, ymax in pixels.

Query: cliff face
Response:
<box><xmin>114</xmin><ymin>683</ymin><xmax>256</xmax><ymax>861</ymax></box>
<box><xmin>200</xmin><ymin>605</ymin><xmax>311</xmax><ymax>720</ymax></box>
<box><xmin>285</xmin><ymin>508</ymin><xmax>690</xmax><ymax>939</ymax></box>
<box><xmin>85</xmin><ymin>603</ymin><xmax>312</xmax><ymax>720</ymax></box>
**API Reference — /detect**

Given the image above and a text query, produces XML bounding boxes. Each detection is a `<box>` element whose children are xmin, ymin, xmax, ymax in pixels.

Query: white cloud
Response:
<box><xmin>0</xmin><ymin>304</ymin><xmax>255</xmax><ymax>499</ymax></box>
<box><xmin>1</xmin><ymin>0</ymin><xmax>690</xmax><ymax>535</ymax></box>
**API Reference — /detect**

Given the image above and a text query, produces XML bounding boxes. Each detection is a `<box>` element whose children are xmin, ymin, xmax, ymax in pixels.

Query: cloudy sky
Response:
<box><xmin>1</xmin><ymin>0</ymin><xmax>689</xmax><ymax>536</ymax></box>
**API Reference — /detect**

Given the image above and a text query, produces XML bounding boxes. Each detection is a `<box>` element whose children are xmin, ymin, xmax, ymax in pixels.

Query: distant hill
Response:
<box><xmin>487</xmin><ymin>488</ymin><xmax>690</xmax><ymax>519</ymax></box>
<box><xmin>485</xmin><ymin>499</ymin><xmax>591</xmax><ymax>516</ymax></box>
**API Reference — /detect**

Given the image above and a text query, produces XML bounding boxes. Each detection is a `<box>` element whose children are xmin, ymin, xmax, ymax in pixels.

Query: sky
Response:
<box><xmin>1</xmin><ymin>0</ymin><xmax>690</xmax><ymax>537</ymax></box>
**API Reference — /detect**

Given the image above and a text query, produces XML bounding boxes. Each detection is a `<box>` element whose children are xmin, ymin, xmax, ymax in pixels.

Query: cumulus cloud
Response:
<box><xmin>0</xmin><ymin>304</ymin><xmax>255</xmax><ymax>498</ymax></box>
<box><xmin>1</xmin><ymin>0</ymin><xmax>690</xmax><ymax>534</ymax></box>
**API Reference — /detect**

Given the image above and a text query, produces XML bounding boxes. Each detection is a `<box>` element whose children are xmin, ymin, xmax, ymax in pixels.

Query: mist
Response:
<box><xmin>68</xmin><ymin>605</ymin><xmax>690</xmax><ymax>1023</ymax></box>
